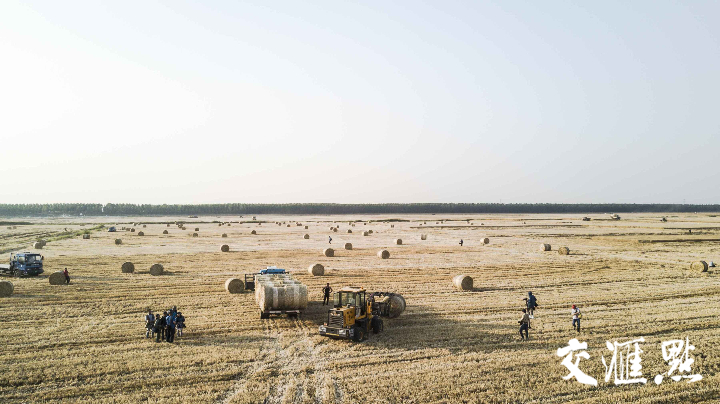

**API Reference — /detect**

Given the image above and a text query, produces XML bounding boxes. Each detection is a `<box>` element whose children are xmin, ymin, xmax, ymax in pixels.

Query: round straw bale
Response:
<box><xmin>163</xmin><ymin>230</ymin><xmax>169</xmax><ymax>234</ymax></box>
<box><xmin>221</xmin><ymin>233</ymin><xmax>227</xmax><ymax>237</ymax></box>
<box><xmin>167</xmin><ymin>224</ymin><xmax>170</xmax><ymax>227</ymax></box>
<box><xmin>303</xmin><ymin>234</ymin><xmax>310</xmax><ymax>239</ymax></box>
<box><xmin>181</xmin><ymin>227</ymin><xmax>186</xmax><ymax>230</ymax></box>
<box><xmin>195</xmin><ymin>228</ymin><xmax>199</xmax><ymax>231</ymax></box>
<box><xmin>192</xmin><ymin>233</ymin><xmax>198</xmax><ymax>237</ymax></box>
<box><xmin>368</xmin><ymin>230</ymin><xmax>374</xmax><ymax>234</ymax></box>
<box><xmin>304</xmin><ymin>226</ymin><xmax>308</xmax><ymax>229</ymax></box>
<box><xmin>324</xmin><ymin>248</ymin><xmax>334</xmax><ymax>257</ymax></box>
<box><xmin>377</xmin><ymin>250</ymin><xmax>390</xmax><ymax>259</ymax></box>
<box><xmin>221</xmin><ymin>244</ymin><xmax>230</xmax><ymax>252</ymax></box>
<box><xmin>149</xmin><ymin>264</ymin><xmax>164</xmax><ymax>276</ymax></box>
<box><xmin>420</xmin><ymin>234</ymin><xmax>427</xmax><ymax>240</ymax></box>
<box><xmin>344</xmin><ymin>242</ymin><xmax>352</xmax><ymax>250</ymax></box>
<box><xmin>143</xmin><ymin>225</ymin><xmax>147</xmax><ymax>228</ymax></box>
<box><xmin>395</xmin><ymin>239</ymin><xmax>402</xmax><ymax>245</ymax></box>
<box><xmin>308</xmin><ymin>264</ymin><xmax>324</xmax><ymax>276</ymax></box>
<box><xmin>363</xmin><ymin>231</ymin><xmax>369</xmax><ymax>236</ymax></box>
<box><xmin>0</xmin><ymin>281</ymin><xmax>13</xmax><ymax>297</ymax></box>
<box><xmin>558</xmin><ymin>247</ymin><xmax>570</xmax><ymax>255</ymax></box>
<box><xmin>329</xmin><ymin>227</ymin><xmax>334</xmax><ymax>231</ymax></box>
<box><xmin>287</xmin><ymin>224</ymin><xmax>291</xmax><ymax>227</ymax></box>
<box><xmin>482</xmin><ymin>238</ymin><xmax>490</xmax><ymax>244</ymax></box>
<box><xmin>82</xmin><ymin>234</ymin><xmax>90</xmax><ymax>239</ymax></box>
<box><xmin>252</xmin><ymin>216</ymin><xmax>257</xmax><ymax>220</ymax></box>
<box><xmin>453</xmin><ymin>274</ymin><xmax>473</xmax><ymax>291</ymax></box>
<box><xmin>691</xmin><ymin>261</ymin><xmax>708</xmax><ymax>272</ymax></box>
<box><xmin>121</xmin><ymin>262</ymin><xmax>135</xmax><ymax>273</ymax></box>
<box><xmin>225</xmin><ymin>278</ymin><xmax>244</xmax><ymax>293</ymax></box>
<box><xmin>386</xmin><ymin>294</ymin><xmax>405</xmax><ymax>318</ymax></box>
<box><xmin>541</xmin><ymin>243</ymin><xmax>551</xmax><ymax>251</ymax></box>
<box><xmin>115</xmin><ymin>239</ymin><xmax>122</xmax><ymax>245</ymax></box>
<box><xmin>33</xmin><ymin>242</ymin><xmax>43</xmax><ymax>249</ymax></box>
<box><xmin>49</xmin><ymin>272</ymin><xmax>65</xmax><ymax>285</ymax></box>
<box><xmin>251</xmin><ymin>230</ymin><xmax>257</xmax><ymax>235</ymax></box>
<box><xmin>347</xmin><ymin>229</ymin><xmax>352</xmax><ymax>233</ymax></box>
<box><xmin>137</xmin><ymin>231</ymin><xmax>144</xmax><ymax>236</ymax></box>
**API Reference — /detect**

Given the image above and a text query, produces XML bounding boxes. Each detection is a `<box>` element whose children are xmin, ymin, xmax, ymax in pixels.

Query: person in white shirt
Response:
<box><xmin>571</xmin><ymin>305</ymin><xmax>581</xmax><ymax>332</ymax></box>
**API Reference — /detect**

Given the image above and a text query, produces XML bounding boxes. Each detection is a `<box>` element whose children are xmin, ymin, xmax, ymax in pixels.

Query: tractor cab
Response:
<box><xmin>319</xmin><ymin>286</ymin><xmax>383</xmax><ymax>341</ymax></box>
<box><xmin>9</xmin><ymin>252</ymin><xmax>44</xmax><ymax>277</ymax></box>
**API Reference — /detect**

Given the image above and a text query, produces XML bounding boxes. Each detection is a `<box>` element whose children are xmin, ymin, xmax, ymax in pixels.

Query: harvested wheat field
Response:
<box><xmin>0</xmin><ymin>213</ymin><xmax>719</xmax><ymax>403</ymax></box>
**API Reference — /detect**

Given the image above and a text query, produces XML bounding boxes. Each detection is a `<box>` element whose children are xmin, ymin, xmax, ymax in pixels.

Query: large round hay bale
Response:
<box><xmin>347</xmin><ymin>229</ymin><xmax>352</xmax><ymax>234</ymax></box>
<box><xmin>691</xmin><ymin>261</ymin><xmax>709</xmax><ymax>272</ymax></box>
<box><xmin>192</xmin><ymin>233</ymin><xmax>198</xmax><ymax>237</ymax></box>
<box><xmin>181</xmin><ymin>227</ymin><xmax>186</xmax><ymax>230</ymax></box>
<box><xmin>251</xmin><ymin>230</ymin><xmax>257</xmax><ymax>235</ymax></box>
<box><xmin>143</xmin><ymin>224</ymin><xmax>147</xmax><ymax>228</ymax></box>
<box><xmin>395</xmin><ymin>239</ymin><xmax>402</xmax><ymax>245</ymax></box>
<box><xmin>0</xmin><ymin>281</ymin><xmax>14</xmax><ymax>297</ymax></box>
<box><xmin>344</xmin><ymin>242</ymin><xmax>352</xmax><ymax>250</ymax></box>
<box><xmin>130</xmin><ymin>228</ymin><xmax>135</xmax><ymax>232</ymax></box>
<box><xmin>82</xmin><ymin>234</ymin><xmax>90</xmax><ymax>239</ymax></box>
<box><xmin>137</xmin><ymin>231</ymin><xmax>144</xmax><ymax>236</ymax></box>
<box><xmin>287</xmin><ymin>224</ymin><xmax>291</xmax><ymax>227</ymax></box>
<box><xmin>225</xmin><ymin>278</ymin><xmax>245</xmax><ymax>293</ymax></box>
<box><xmin>324</xmin><ymin>248</ymin><xmax>334</xmax><ymax>257</ymax></box>
<box><xmin>304</xmin><ymin>226</ymin><xmax>308</xmax><ymax>229</ymax></box>
<box><xmin>115</xmin><ymin>239</ymin><xmax>122</xmax><ymax>245</ymax></box>
<box><xmin>558</xmin><ymin>247</ymin><xmax>570</xmax><ymax>255</ymax></box>
<box><xmin>194</xmin><ymin>228</ymin><xmax>199</xmax><ymax>231</ymax></box>
<box><xmin>363</xmin><ymin>231</ymin><xmax>369</xmax><ymax>236</ymax></box>
<box><xmin>368</xmin><ymin>230</ymin><xmax>374</xmax><ymax>234</ymax></box>
<box><xmin>49</xmin><ymin>272</ymin><xmax>65</xmax><ymax>285</ymax></box>
<box><xmin>420</xmin><ymin>234</ymin><xmax>427</xmax><ymax>240</ymax></box>
<box><xmin>541</xmin><ymin>243</ymin><xmax>551</xmax><ymax>251</ymax></box>
<box><xmin>149</xmin><ymin>264</ymin><xmax>164</xmax><ymax>276</ymax></box>
<box><xmin>221</xmin><ymin>233</ymin><xmax>227</xmax><ymax>238</ymax></box>
<box><xmin>329</xmin><ymin>227</ymin><xmax>334</xmax><ymax>231</ymax></box>
<box><xmin>121</xmin><ymin>262</ymin><xmax>135</xmax><ymax>273</ymax></box>
<box><xmin>221</xmin><ymin>244</ymin><xmax>230</xmax><ymax>252</ymax></box>
<box><xmin>386</xmin><ymin>294</ymin><xmax>406</xmax><ymax>318</ymax></box>
<box><xmin>377</xmin><ymin>250</ymin><xmax>390</xmax><ymax>259</ymax></box>
<box><xmin>163</xmin><ymin>230</ymin><xmax>169</xmax><ymax>234</ymax></box>
<box><xmin>482</xmin><ymin>238</ymin><xmax>490</xmax><ymax>244</ymax></box>
<box><xmin>33</xmin><ymin>242</ymin><xmax>43</xmax><ymax>249</ymax></box>
<box><xmin>332</xmin><ymin>227</ymin><xmax>338</xmax><ymax>232</ymax></box>
<box><xmin>453</xmin><ymin>274</ymin><xmax>473</xmax><ymax>291</ymax></box>
<box><xmin>308</xmin><ymin>264</ymin><xmax>324</xmax><ymax>276</ymax></box>
<box><xmin>303</xmin><ymin>234</ymin><xmax>310</xmax><ymax>239</ymax></box>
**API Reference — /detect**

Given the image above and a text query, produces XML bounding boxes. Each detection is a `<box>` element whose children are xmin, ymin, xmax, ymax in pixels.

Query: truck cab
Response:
<box><xmin>245</xmin><ymin>266</ymin><xmax>286</xmax><ymax>291</ymax></box>
<box><xmin>8</xmin><ymin>253</ymin><xmax>44</xmax><ymax>277</ymax></box>
<box><xmin>319</xmin><ymin>286</ymin><xmax>383</xmax><ymax>341</ymax></box>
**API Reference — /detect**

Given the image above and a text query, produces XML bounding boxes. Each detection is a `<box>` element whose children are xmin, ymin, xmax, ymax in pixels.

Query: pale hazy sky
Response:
<box><xmin>1</xmin><ymin>1</ymin><xmax>718</xmax><ymax>204</ymax></box>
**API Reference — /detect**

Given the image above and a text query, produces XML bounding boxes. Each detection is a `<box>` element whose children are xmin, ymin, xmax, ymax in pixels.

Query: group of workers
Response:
<box><xmin>145</xmin><ymin>307</ymin><xmax>186</xmax><ymax>343</ymax></box>
<box><xmin>518</xmin><ymin>292</ymin><xmax>581</xmax><ymax>341</ymax></box>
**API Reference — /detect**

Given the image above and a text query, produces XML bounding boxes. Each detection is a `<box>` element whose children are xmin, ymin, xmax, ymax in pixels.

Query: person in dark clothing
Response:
<box><xmin>519</xmin><ymin>309</ymin><xmax>530</xmax><ymax>341</ymax></box>
<box><xmin>322</xmin><ymin>283</ymin><xmax>333</xmax><ymax>305</ymax></box>
<box><xmin>459</xmin><ymin>239</ymin><xmax>464</xmax><ymax>246</ymax></box>
<box><xmin>145</xmin><ymin>310</ymin><xmax>155</xmax><ymax>338</ymax></box>
<box><xmin>175</xmin><ymin>312</ymin><xmax>185</xmax><ymax>337</ymax></box>
<box><xmin>525</xmin><ymin>292</ymin><xmax>538</xmax><ymax>318</ymax></box>
<box><xmin>154</xmin><ymin>314</ymin><xmax>163</xmax><ymax>343</ymax></box>
<box><xmin>63</xmin><ymin>268</ymin><xmax>70</xmax><ymax>285</ymax></box>
<box><xmin>328</xmin><ymin>236</ymin><xmax>332</xmax><ymax>244</ymax></box>
<box><xmin>165</xmin><ymin>312</ymin><xmax>175</xmax><ymax>343</ymax></box>
<box><xmin>159</xmin><ymin>311</ymin><xmax>167</xmax><ymax>341</ymax></box>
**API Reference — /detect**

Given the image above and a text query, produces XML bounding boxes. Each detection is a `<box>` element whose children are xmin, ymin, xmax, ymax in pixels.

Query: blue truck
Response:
<box><xmin>0</xmin><ymin>252</ymin><xmax>44</xmax><ymax>277</ymax></box>
<box><xmin>244</xmin><ymin>266</ymin><xmax>286</xmax><ymax>291</ymax></box>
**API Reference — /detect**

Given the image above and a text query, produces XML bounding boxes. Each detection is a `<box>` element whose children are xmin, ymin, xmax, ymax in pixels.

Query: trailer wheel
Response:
<box><xmin>13</xmin><ymin>269</ymin><xmax>20</xmax><ymax>278</ymax></box>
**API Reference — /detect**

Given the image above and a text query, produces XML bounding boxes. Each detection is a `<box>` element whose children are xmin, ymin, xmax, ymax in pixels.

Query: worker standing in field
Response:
<box><xmin>459</xmin><ymin>239</ymin><xmax>464</xmax><ymax>246</ymax></box>
<box><xmin>519</xmin><ymin>309</ymin><xmax>530</xmax><ymax>341</ymax></box>
<box><xmin>145</xmin><ymin>310</ymin><xmax>155</xmax><ymax>338</ymax></box>
<box><xmin>63</xmin><ymin>268</ymin><xmax>70</xmax><ymax>285</ymax></box>
<box><xmin>328</xmin><ymin>236</ymin><xmax>332</xmax><ymax>244</ymax></box>
<box><xmin>526</xmin><ymin>292</ymin><xmax>538</xmax><ymax>318</ymax></box>
<box><xmin>571</xmin><ymin>305</ymin><xmax>581</xmax><ymax>333</ymax></box>
<box><xmin>159</xmin><ymin>311</ymin><xmax>167</xmax><ymax>341</ymax></box>
<box><xmin>322</xmin><ymin>283</ymin><xmax>333</xmax><ymax>305</ymax></box>
<box><xmin>165</xmin><ymin>312</ymin><xmax>175</xmax><ymax>343</ymax></box>
<box><xmin>153</xmin><ymin>314</ymin><xmax>163</xmax><ymax>343</ymax></box>
<box><xmin>176</xmin><ymin>312</ymin><xmax>185</xmax><ymax>337</ymax></box>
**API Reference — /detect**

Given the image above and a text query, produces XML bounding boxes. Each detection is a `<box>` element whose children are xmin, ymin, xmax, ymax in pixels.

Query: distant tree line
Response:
<box><xmin>0</xmin><ymin>203</ymin><xmax>718</xmax><ymax>217</ymax></box>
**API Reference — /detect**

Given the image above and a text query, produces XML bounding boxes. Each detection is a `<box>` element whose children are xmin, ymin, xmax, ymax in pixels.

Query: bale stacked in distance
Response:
<box><xmin>221</xmin><ymin>233</ymin><xmax>227</xmax><ymax>237</ymax></box>
<box><xmin>303</xmin><ymin>234</ymin><xmax>310</xmax><ymax>239</ymax></box>
<box><xmin>225</xmin><ymin>278</ymin><xmax>245</xmax><ymax>293</ymax></box>
<box><xmin>138</xmin><ymin>231</ymin><xmax>144</xmax><ymax>236</ymax></box>
<box><xmin>691</xmin><ymin>261</ymin><xmax>709</xmax><ymax>272</ymax></box>
<box><xmin>558</xmin><ymin>247</ymin><xmax>570</xmax><ymax>255</ymax></box>
<box><xmin>347</xmin><ymin>229</ymin><xmax>352</xmax><ymax>233</ymax></box>
<box><xmin>368</xmin><ymin>230</ymin><xmax>373</xmax><ymax>234</ymax></box>
<box><xmin>221</xmin><ymin>244</ymin><xmax>230</xmax><ymax>252</ymax></box>
<box><xmin>115</xmin><ymin>239</ymin><xmax>122</xmax><ymax>245</ymax></box>
<box><xmin>0</xmin><ymin>281</ymin><xmax>14</xmax><ymax>297</ymax></box>
<box><xmin>33</xmin><ymin>242</ymin><xmax>43</xmax><ymax>249</ymax></box>
<box><xmin>324</xmin><ymin>248</ymin><xmax>335</xmax><ymax>257</ymax></box>
<box><xmin>49</xmin><ymin>272</ymin><xmax>65</xmax><ymax>285</ymax></box>
<box><xmin>344</xmin><ymin>243</ymin><xmax>352</xmax><ymax>250</ymax></box>
<box><xmin>378</xmin><ymin>250</ymin><xmax>390</xmax><ymax>259</ymax></box>
<box><xmin>453</xmin><ymin>274</ymin><xmax>473</xmax><ymax>291</ymax></box>
<box><xmin>308</xmin><ymin>264</ymin><xmax>324</xmax><ymax>276</ymax></box>
<box><xmin>287</xmin><ymin>224</ymin><xmax>291</xmax><ymax>227</ymax></box>
<box><xmin>395</xmin><ymin>239</ymin><xmax>403</xmax><ymax>245</ymax></box>
<box><xmin>131</xmin><ymin>228</ymin><xmax>135</xmax><ymax>232</ymax></box>
<box><xmin>82</xmin><ymin>234</ymin><xmax>90</xmax><ymax>239</ymax></box>
<box><xmin>150</xmin><ymin>264</ymin><xmax>164</xmax><ymax>276</ymax></box>
<box><xmin>304</xmin><ymin>226</ymin><xmax>308</xmax><ymax>229</ymax></box>
<box><xmin>121</xmin><ymin>262</ymin><xmax>135</xmax><ymax>273</ymax></box>
<box><xmin>541</xmin><ymin>244</ymin><xmax>551</xmax><ymax>251</ymax></box>
<box><xmin>193</xmin><ymin>228</ymin><xmax>199</xmax><ymax>231</ymax></box>
<box><xmin>143</xmin><ymin>225</ymin><xmax>147</xmax><ymax>228</ymax></box>
<box><xmin>251</xmin><ymin>230</ymin><xmax>257</xmax><ymax>235</ymax></box>
<box><xmin>181</xmin><ymin>227</ymin><xmax>186</xmax><ymax>230</ymax></box>
<box><xmin>482</xmin><ymin>238</ymin><xmax>490</xmax><ymax>244</ymax></box>
<box><xmin>421</xmin><ymin>234</ymin><xmax>427</xmax><ymax>240</ymax></box>
<box><xmin>192</xmin><ymin>233</ymin><xmax>198</xmax><ymax>237</ymax></box>
<box><xmin>163</xmin><ymin>230</ymin><xmax>169</xmax><ymax>234</ymax></box>
<box><xmin>363</xmin><ymin>231</ymin><xmax>369</xmax><ymax>236</ymax></box>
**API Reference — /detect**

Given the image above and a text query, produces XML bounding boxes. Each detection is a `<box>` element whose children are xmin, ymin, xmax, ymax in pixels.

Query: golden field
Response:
<box><xmin>0</xmin><ymin>213</ymin><xmax>718</xmax><ymax>403</ymax></box>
